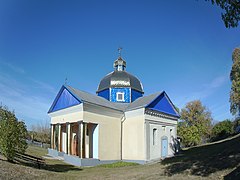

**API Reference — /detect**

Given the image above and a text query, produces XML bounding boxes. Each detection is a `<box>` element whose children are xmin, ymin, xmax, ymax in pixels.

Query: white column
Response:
<box><xmin>80</xmin><ymin>122</ymin><xmax>85</xmax><ymax>158</ymax></box>
<box><xmin>78</xmin><ymin>121</ymin><xmax>83</xmax><ymax>158</ymax></box>
<box><xmin>85</xmin><ymin>123</ymin><xmax>89</xmax><ymax>158</ymax></box>
<box><xmin>58</xmin><ymin>124</ymin><xmax>61</xmax><ymax>152</ymax></box>
<box><xmin>50</xmin><ymin>124</ymin><xmax>54</xmax><ymax>149</ymax></box>
<box><xmin>67</xmin><ymin>123</ymin><xmax>71</xmax><ymax>155</ymax></box>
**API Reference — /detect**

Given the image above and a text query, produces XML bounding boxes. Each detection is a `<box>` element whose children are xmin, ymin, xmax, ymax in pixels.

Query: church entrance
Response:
<box><xmin>92</xmin><ymin>124</ymin><xmax>99</xmax><ymax>159</ymax></box>
<box><xmin>161</xmin><ymin>136</ymin><xmax>168</xmax><ymax>158</ymax></box>
<box><xmin>72</xmin><ymin>134</ymin><xmax>78</xmax><ymax>156</ymax></box>
<box><xmin>85</xmin><ymin>123</ymin><xmax>98</xmax><ymax>158</ymax></box>
<box><xmin>70</xmin><ymin>122</ymin><xmax>98</xmax><ymax>158</ymax></box>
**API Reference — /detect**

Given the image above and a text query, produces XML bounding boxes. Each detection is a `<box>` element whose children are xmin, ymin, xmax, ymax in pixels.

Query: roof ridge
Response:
<box><xmin>65</xmin><ymin>85</ymin><xmax>127</xmax><ymax>111</ymax></box>
<box><xmin>65</xmin><ymin>85</ymin><xmax>163</xmax><ymax>112</ymax></box>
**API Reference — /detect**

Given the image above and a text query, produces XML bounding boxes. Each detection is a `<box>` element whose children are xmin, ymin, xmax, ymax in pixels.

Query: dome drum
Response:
<box><xmin>97</xmin><ymin>55</ymin><xmax>144</xmax><ymax>103</ymax></box>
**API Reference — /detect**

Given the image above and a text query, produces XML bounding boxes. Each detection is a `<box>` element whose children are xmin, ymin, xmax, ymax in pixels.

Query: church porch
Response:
<box><xmin>48</xmin><ymin>121</ymin><xmax>100</xmax><ymax>166</ymax></box>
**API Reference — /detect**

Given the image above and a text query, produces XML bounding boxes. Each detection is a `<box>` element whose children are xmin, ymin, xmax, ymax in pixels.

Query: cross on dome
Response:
<box><xmin>114</xmin><ymin>47</ymin><xmax>126</xmax><ymax>71</ymax></box>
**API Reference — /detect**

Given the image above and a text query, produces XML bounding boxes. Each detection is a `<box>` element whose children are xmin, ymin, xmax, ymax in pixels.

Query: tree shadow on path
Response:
<box><xmin>162</xmin><ymin>134</ymin><xmax>240</xmax><ymax>178</ymax></box>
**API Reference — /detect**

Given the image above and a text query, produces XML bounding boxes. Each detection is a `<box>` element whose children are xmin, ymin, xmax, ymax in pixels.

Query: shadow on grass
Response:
<box><xmin>42</xmin><ymin>163</ymin><xmax>82</xmax><ymax>172</ymax></box>
<box><xmin>224</xmin><ymin>165</ymin><xmax>240</xmax><ymax>180</ymax></box>
<box><xmin>162</xmin><ymin>134</ymin><xmax>240</xmax><ymax>177</ymax></box>
<box><xmin>14</xmin><ymin>158</ymin><xmax>82</xmax><ymax>172</ymax></box>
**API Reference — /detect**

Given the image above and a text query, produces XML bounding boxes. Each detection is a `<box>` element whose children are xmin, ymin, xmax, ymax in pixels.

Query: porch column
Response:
<box><xmin>58</xmin><ymin>124</ymin><xmax>61</xmax><ymax>152</ymax></box>
<box><xmin>50</xmin><ymin>124</ymin><xmax>54</xmax><ymax>149</ymax></box>
<box><xmin>65</xmin><ymin>123</ymin><xmax>68</xmax><ymax>154</ymax></box>
<box><xmin>82</xmin><ymin>123</ymin><xmax>86</xmax><ymax>158</ymax></box>
<box><xmin>78</xmin><ymin>121</ymin><xmax>84</xmax><ymax>158</ymax></box>
<box><xmin>85</xmin><ymin>123</ymin><xmax>88</xmax><ymax>158</ymax></box>
<box><xmin>67</xmin><ymin>122</ymin><xmax>71</xmax><ymax>155</ymax></box>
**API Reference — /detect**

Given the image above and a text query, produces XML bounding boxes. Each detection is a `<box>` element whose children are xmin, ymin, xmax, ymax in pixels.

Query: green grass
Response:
<box><xmin>97</xmin><ymin>161</ymin><xmax>139</xmax><ymax>168</ymax></box>
<box><xmin>0</xmin><ymin>134</ymin><xmax>240</xmax><ymax>179</ymax></box>
<box><xmin>25</xmin><ymin>145</ymin><xmax>47</xmax><ymax>157</ymax></box>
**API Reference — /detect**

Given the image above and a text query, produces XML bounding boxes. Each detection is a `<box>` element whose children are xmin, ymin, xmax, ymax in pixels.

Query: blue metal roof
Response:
<box><xmin>48</xmin><ymin>85</ymin><xmax>179</xmax><ymax>118</ymax></box>
<box><xmin>146</xmin><ymin>92</ymin><xmax>180</xmax><ymax>118</ymax></box>
<box><xmin>48</xmin><ymin>86</ymin><xmax>81</xmax><ymax>113</ymax></box>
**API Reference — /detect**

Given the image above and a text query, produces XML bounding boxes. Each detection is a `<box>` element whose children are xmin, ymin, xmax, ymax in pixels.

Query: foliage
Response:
<box><xmin>178</xmin><ymin>100</ymin><xmax>212</xmax><ymax>147</ymax></box>
<box><xmin>0</xmin><ymin>106</ymin><xmax>28</xmax><ymax>162</ymax></box>
<box><xmin>207</xmin><ymin>0</ymin><xmax>240</xmax><ymax>28</ymax></box>
<box><xmin>211</xmin><ymin>120</ymin><xmax>234</xmax><ymax>141</ymax></box>
<box><xmin>230</xmin><ymin>48</ymin><xmax>240</xmax><ymax>116</ymax></box>
<box><xmin>30</xmin><ymin>122</ymin><xmax>50</xmax><ymax>146</ymax></box>
<box><xmin>233</xmin><ymin>117</ymin><xmax>240</xmax><ymax>133</ymax></box>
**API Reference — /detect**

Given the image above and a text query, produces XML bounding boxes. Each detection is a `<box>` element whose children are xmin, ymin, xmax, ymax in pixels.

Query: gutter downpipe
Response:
<box><xmin>120</xmin><ymin>112</ymin><xmax>126</xmax><ymax>161</ymax></box>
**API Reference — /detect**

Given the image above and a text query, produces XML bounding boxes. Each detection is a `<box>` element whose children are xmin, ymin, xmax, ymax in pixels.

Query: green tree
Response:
<box><xmin>31</xmin><ymin>122</ymin><xmax>50</xmax><ymax>147</ymax></box>
<box><xmin>211</xmin><ymin>120</ymin><xmax>234</xmax><ymax>141</ymax></box>
<box><xmin>0</xmin><ymin>106</ymin><xmax>28</xmax><ymax>162</ymax></box>
<box><xmin>233</xmin><ymin>116</ymin><xmax>240</xmax><ymax>132</ymax></box>
<box><xmin>178</xmin><ymin>100</ymin><xmax>212</xmax><ymax>147</ymax></box>
<box><xmin>230</xmin><ymin>48</ymin><xmax>240</xmax><ymax>116</ymax></box>
<box><xmin>207</xmin><ymin>0</ymin><xmax>240</xmax><ymax>28</ymax></box>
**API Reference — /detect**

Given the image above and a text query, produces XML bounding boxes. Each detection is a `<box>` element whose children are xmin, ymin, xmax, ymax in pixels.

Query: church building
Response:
<box><xmin>48</xmin><ymin>53</ymin><xmax>180</xmax><ymax>166</ymax></box>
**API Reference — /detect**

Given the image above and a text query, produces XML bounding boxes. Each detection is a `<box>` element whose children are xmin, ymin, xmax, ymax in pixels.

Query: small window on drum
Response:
<box><xmin>116</xmin><ymin>92</ymin><xmax>125</xmax><ymax>102</ymax></box>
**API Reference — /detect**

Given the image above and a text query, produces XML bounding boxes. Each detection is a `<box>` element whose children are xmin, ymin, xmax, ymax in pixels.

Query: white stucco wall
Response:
<box><xmin>49</xmin><ymin>104</ymin><xmax>84</xmax><ymax>124</ymax></box>
<box><xmin>83</xmin><ymin>110</ymin><xmax>121</xmax><ymax>160</ymax></box>
<box><xmin>122</xmin><ymin>108</ymin><xmax>145</xmax><ymax>160</ymax></box>
<box><xmin>145</xmin><ymin>114</ymin><xmax>178</xmax><ymax>161</ymax></box>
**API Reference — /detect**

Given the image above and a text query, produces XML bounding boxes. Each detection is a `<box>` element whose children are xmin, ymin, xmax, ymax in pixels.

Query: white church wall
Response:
<box><xmin>145</xmin><ymin>114</ymin><xmax>178</xmax><ymax>161</ymax></box>
<box><xmin>148</xmin><ymin>123</ymin><xmax>161</xmax><ymax>160</ymax></box>
<box><xmin>145</xmin><ymin>114</ymin><xmax>177</xmax><ymax>126</ymax></box>
<box><xmin>83</xmin><ymin>102</ymin><xmax>123</xmax><ymax>118</ymax></box>
<box><xmin>49</xmin><ymin>104</ymin><xmax>84</xmax><ymax>124</ymax></box>
<box><xmin>83</xmin><ymin>109</ymin><xmax>121</xmax><ymax>161</ymax></box>
<box><xmin>122</xmin><ymin>108</ymin><xmax>145</xmax><ymax>161</ymax></box>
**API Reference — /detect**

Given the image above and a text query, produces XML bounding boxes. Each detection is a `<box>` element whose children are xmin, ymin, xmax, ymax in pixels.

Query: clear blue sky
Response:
<box><xmin>0</xmin><ymin>0</ymin><xmax>239</xmax><ymax>129</ymax></box>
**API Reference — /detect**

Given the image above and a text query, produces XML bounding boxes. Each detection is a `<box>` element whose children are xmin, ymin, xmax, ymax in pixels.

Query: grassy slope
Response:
<box><xmin>0</xmin><ymin>134</ymin><xmax>239</xmax><ymax>180</ymax></box>
<box><xmin>163</xmin><ymin>134</ymin><xmax>240</xmax><ymax>179</ymax></box>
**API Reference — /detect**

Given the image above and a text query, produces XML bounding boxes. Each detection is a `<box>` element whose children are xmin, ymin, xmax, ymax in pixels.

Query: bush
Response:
<box><xmin>233</xmin><ymin>117</ymin><xmax>240</xmax><ymax>133</ymax></box>
<box><xmin>211</xmin><ymin>120</ymin><xmax>233</xmax><ymax>141</ymax></box>
<box><xmin>0</xmin><ymin>106</ymin><xmax>28</xmax><ymax>162</ymax></box>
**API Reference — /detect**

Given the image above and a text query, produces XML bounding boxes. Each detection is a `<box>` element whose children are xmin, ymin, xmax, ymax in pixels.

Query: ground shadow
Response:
<box><xmin>43</xmin><ymin>163</ymin><xmax>82</xmax><ymax>172</ymax></box>
<box><xmin>224</xmin><ymin>165</ymin><xmax>240</xmax><ymax>180</ymax></box>
<box><xmin>14</xmin><ymin>157</ymin><xmax>82</xmax><ymax>172</ymax></box>
<box><xmin>162</xmin><ymin>134</ymin><xmax>240</xmax><ymax>177</ymax></box>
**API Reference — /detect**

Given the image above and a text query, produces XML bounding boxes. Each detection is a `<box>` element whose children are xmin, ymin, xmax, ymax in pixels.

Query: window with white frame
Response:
<box><xmin>153</xmin><ymin>128</ymin><xmax>157</xmax><ymax>145</ymax></box>
<box><xmin>116</xmin><ymin>92</ymin><xmax>125</xmax><ymax>102</ymax></box>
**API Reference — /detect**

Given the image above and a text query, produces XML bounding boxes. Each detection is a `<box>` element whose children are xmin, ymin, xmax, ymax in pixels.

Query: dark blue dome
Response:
<box><xmin>97</xmin><ymin>70</ymin><xmax>144</xmax><ymax>93</ymax></box>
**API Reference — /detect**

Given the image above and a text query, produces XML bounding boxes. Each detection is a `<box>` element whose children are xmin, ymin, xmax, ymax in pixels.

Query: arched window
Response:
<box><xmin>153</xmin><ymin>128</ymin><xmax>157</xmax><ymax>145</ymax></box>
